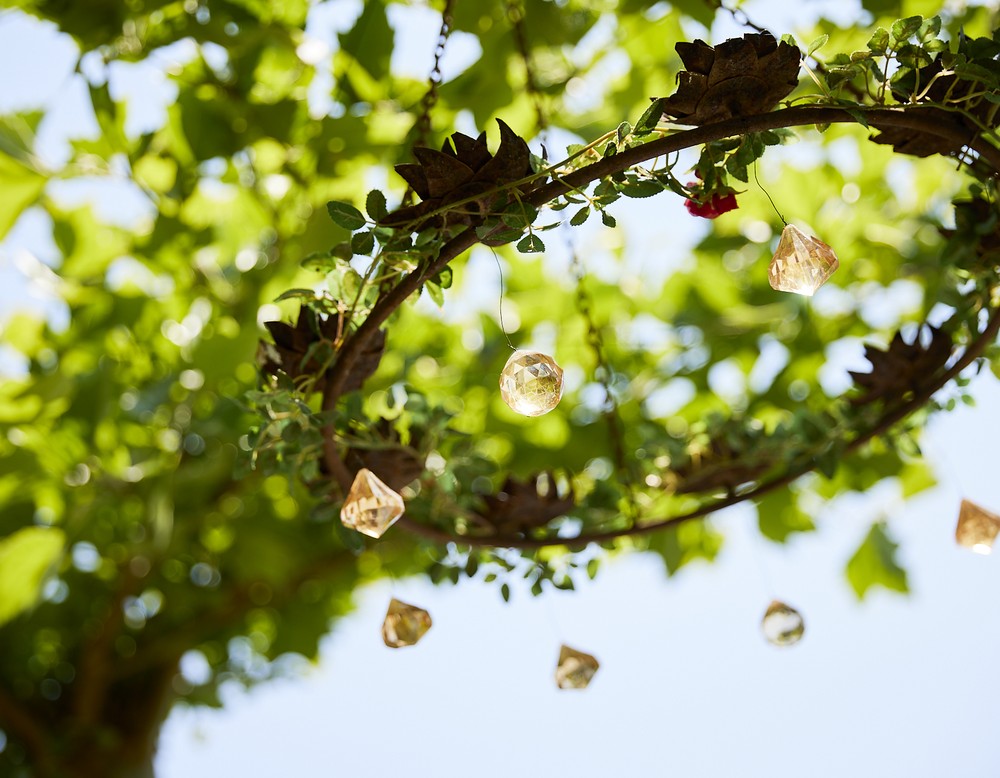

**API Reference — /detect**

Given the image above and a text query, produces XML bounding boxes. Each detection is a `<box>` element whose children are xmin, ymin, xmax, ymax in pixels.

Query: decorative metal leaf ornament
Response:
<box><xmin>847</xmin><ymin>326</ymin><xmax>953</xmax><ymax>406</ymax></box>
<box><xmin>383</xmin><ymin>119</ymin><xmax>536</xmax><ymax>230</ymax></box>
<box><xmin>480</xmin><ymin>472</ymin><xmax>574</xmax><ymax>536</ymax></box>
<box><xmin>659</xmin><ymin>33</ymin><xmax>801</xmax><ymax>126</ymax></box>
<box><xmin>257</xmin><ymin>307</ymin><xmax>385</xmax><ymax>394</ymax></box>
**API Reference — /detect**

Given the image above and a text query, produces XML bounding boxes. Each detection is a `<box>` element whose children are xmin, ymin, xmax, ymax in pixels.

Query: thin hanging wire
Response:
<box><xmin>753</xmin><ymin>160</ymin><xmax>788</xmax><ymax>226</ymax></box>
<box><xmin>743</xmin><ymin>512</ymin><xmax>777</xmax><ymax>599</ymax></box>
<box><xmin>404</xmin><ymin>0</ymin><xmax>456</xmax><ymax>205</ymax></box>
<box><xmin>489</xmin><ymin>247</ymin><xmax>517</xmax><ymax>351</ymax></box>
<box><xmin>565</xmin><ymin>231</ymin><xmax>638</xmax><ymax>523</ymax></box>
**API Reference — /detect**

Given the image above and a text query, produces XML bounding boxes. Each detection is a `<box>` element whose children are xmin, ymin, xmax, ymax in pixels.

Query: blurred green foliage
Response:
<box><xmin>0</xmin><ymin>0</ymin><xmax>997</xmax><ymax>775</ymax></box>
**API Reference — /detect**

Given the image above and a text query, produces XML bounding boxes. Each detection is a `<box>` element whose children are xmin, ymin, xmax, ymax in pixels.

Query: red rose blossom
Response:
<box><xmin>684</xmin><ymin>190</ymin><xmax>738</xmax><ymax>219</ymax></box>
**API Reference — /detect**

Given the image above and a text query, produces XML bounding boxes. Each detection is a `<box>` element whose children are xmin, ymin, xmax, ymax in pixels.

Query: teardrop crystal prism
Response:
<box><xmin>381</xmin><ymin>598</ymin><xmax>432</xmax><ymax>648</ymax></box>
<box><xmin>499</xmin><ymin>350</ymin><xmax>564</xmax><ymax>417</ymax></box>
<box><xmin>768</xmin><ymin>224</ymin><xmax>839</xmax><ymax>296</ymax></box>
<box><xmin>340</xmin><ymin>468</ymin><xmax>405</xmax><ymax>539</ymax></box>
<box><xmin>761</xmin><ymin>600</ymin><xmax>805</xmax><ymax>647</ymax></box>
<box><xmin>955</xmin><ymin>499</ymin><xmax>1000</xmax><ymax>554</ymax></box>
<box><xmin>555</xmin><ymin>644</ymin><xmax>599</xmax><ymax>689</ymax></box>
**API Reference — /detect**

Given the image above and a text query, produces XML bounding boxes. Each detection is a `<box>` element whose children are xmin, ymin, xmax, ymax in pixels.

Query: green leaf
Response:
<box><xmin>891</xmin><ymin>16</ymin><xmax>922</xmax><ymax>43</ymax></box>
<box><xmin>570</xmin><ymin>206</ymin><xmax>590</xmax><ymax>226</ymax></box>
<box><xmin>725</xmin><ymin>155</ymin><xmax>749</xmax><ymax>184</ymax></box>
<box><xmin>0</xmin><ymin>527</ymin><xmax>65</xmax><ymax>627</ymax></box>
<box><xmin>635</xmin><ymin>98</ymin><xmax>666</xmax><ymax>134</ymax></box>
<box><xmin>616</xmin><ymin>121</ymin><xmax>632</xmax><ymax>144</ymax></box>
<box><xmin>647</xmin><ymin>521</ymin><xmax>722</xmax><ymax>576</ymax></box>
<box><xmin>807</xmin><ymin>34</ymin><xmax>829</xmax><ymax>57</ymax></box>
<box><xmin>899</xmin><ymin>460</ymin><xmax>935</xmax><ymax>498</ymax></box>
<box><xmin>846</xmin><ymin>523</ymin><xmax>909</xmax><ymax>600</ymax></box>
<box><xmin>275</xmin><ymin>288</ymin><xmax>319</xmax><ymax>302</ymax></box>
<box><xmin>432</xmin><ymin>266</ymin><xmax>453</xmax><ymax>289</ymax></box>
<box><xmin>501</xmin><ymin>582</ymin><xmax>511</xmax><ymax>602</ymax></box>
<box><xmin>501</xmin><ymin>203</ymin><xmax>539</xmax><ymax>229</ymax></box>
<box><xmin>621</xmin><ymin>180</ymin><xmax>662</xmax><ymax>198</ymax></box>
<box><xmin>326</xmin><ymin>201</ymin><xmax>366</xmax><ymax>231</ymax></box>
<box><xmin>757</xmin><ymin>490</ymin><xmax>816</xmax><ymax>543</ymax></box>
<box><xmin>366</xmin><ymin>190</ymin><xmax>388</xmax><ymax>222</ymax></box>
<box><xmin>815</xmin><ymin>447</ymin><xmax>840</xmax><ymax>478</ymax></box>
<box><xmin>426</xmin><ymin>281</ymin><xmax>445</xmax><ymax>307</ymax></box>
<box><xmin>350</xmin><ymin>230</ymin><xmax>375</xmax><ymax>255</ymax></box>
<box><xmin>338</xmin><ymin>0</ymin><xmax>393</xmax><ymax>80</ymax></box>
<box><xmin>516</xmin><ymin>234</ymin><xmax>545</xmax><ymax>253</ymax></box>
<box><xmin>918</xmin><ymin>15</ymin><xmax>941</xmax><ymax>42</ymax></box>
<box><xmin>0</xmin><ymin>152</ymin><xmax>45</xmax><ymax>241</ymax></box>
<box><xmin>868</xmin><ymin>28</ymin><xmax>890</xmax><ymax>54</ymax></box>
<box><xmin>601</xmin><ymin>211</ymin><xmax>617</xmax><ymax>228</ymax></box>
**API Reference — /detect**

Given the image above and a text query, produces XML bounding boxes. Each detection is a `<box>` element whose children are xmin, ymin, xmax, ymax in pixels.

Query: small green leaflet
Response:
<box><xmin>621</xmin><ymin>180</ymin><xmax>662</xmax><ymax>198</ymax></box>
<box><xmin>635</xmin><ymin>98</ymin><xmax>667</xmax><ymax>135</ymax></box>
<box><xmin>891</xmin><ymin>16</ymin><xmax>922</xmax><ymax>43</ymax></box>
<box><xmin>365</xmin><ymin>190</ymin><xmax>387</xmax><ymax>222</ymax></box>
<box><xmin>807</xmin><ymin>34</ymin><xmax>829</xmax><ymax>57</ymax></box>
<box><xmin>326</xmin><ymin>200</ymin><xmax>366</xmax><ymax>231</ymax></box>
<box><xmin>516</xmin><ymin>233</ymin><xmax>545</xmax><ymax>253</ymax></box>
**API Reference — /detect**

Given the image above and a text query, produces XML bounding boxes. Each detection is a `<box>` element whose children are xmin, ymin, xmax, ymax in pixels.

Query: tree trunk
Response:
<box><xmin>48</xmin><ymin>661</ymin><xmax>178</xmax><ymax>778</ymax></box>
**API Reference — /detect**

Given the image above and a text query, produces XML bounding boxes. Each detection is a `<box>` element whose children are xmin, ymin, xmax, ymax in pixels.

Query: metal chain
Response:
<box><xmin>405</xmin><ymin>0</ymin><xmax>455</xmax><ymax>204</ymax></box>
<box><xmin>566</xmin><ymin>236</ymin><xmax>637</xmax><ymax>522</ymax></box>
<box><xmin>413</xmin><ymin>0</ymin><xmax>455</xmax><ymax>149</ymax></box>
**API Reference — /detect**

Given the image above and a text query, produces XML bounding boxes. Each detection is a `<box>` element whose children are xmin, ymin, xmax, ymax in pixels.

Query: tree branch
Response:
<box><xmin>0</xmin><ymin>681</ymin><xmax>51</xmax><ymax>773</ymax></box>
<box><xmin>392</xmin><ymin>303</ymin><xmax>1000</xmax><ymax>549</ymax></box>
<box><xmin>316</xmin><ymin>102</ymin><xmax>1000</xmax><ymax>550</ymax></box>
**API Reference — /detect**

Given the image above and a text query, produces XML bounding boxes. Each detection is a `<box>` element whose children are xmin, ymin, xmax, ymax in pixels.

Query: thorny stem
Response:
<box><xmin>319</xmin><ymin>102</ymin><xmax>1000</xmax><ymax>546</ymax></box>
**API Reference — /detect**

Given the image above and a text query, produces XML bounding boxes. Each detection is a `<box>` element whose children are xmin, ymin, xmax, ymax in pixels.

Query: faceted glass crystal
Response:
<box><xmin>955</xmin><ymin>499</ymin><xmax>1000</xmax><ymax>554</ymax></box>
<box><xmin>761</xmin><ymin>600</ymin><xmax>805</xmax><ymax>647</ymax></box>
<box><xmin>555</xmin><ymin>644</ymin><xmax>599</xmax><ymax>690</ymax></box>
<box><xmin>768</xmin><ymin>224</ymin><xmax>840</xmax><ymax>296</ymax></box>
<box><xmin>382</xmin><ymin>598</ymin><xmax>432</xmax><ymax>648</ymax></box>
<box><xmin>340</xmin><ymin>468</ymin><xmax>404</xmax><ymax>539</ymax></box>
<box><xmin>499</xmin><ymin>350</ymin><xmax>564</xmax><ymax>417</ymax></box>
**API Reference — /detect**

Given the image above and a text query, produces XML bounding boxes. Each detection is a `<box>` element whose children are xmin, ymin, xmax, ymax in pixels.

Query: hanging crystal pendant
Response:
<box><xmin>768</xmin><ymin>224</ymin><xmax>839</xmax><ymax>296</ymax></box>
<box><xmin>382</xmin><ymin>598</ymin><xmax>432</xmax><ymax>648</ymax></box>
<box><xmin>955</xmin><ymin>499</ymin><xmax>1000</xmax><ymax>554</ymax></box>
<box><xmin>499</xmin><ymin>350</ymin><xmax>564</xmax><ymax>417</ymax></box>
<box><xmin>340</xmin><ymin>468</ymin><xmax>405</xmax><ymax>539</ymax></box>
<box><xmin>761</xmin><ymin>600</ymin><xmax>805</xmax><ymax>647</ymax></box>
<box><xmin>555</xmin><ymin>644</ymin><xmax>599</xmax><ymax>689</ymax></box>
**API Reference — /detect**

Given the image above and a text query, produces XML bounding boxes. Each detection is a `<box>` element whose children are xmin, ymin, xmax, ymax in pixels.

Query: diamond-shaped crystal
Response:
<box><xmin>768</xmin><ymin>224</ymin><xmax>839</xmax><ymax>296</ymax></box>
<box><xmin>340</xmin><ymin>468</ymin><xmax>404</xmax><ymax>539</ymax></box>
<box><xmin>955</xmin><ymin>499</ymin><xmax>1000</xmax><ymax>554</ymax></box>
<box><xmin>499</xmin><ymin>350</ymin><xmax>564</xmax><ymax>417</ymax></box>
<box><xmin>382</xmin><ymin>598</ymin><xmax>432</xmax><ymax>648</ymax></box>
<box><xmin>761</xmin><ymin>600</ymin><xmax>805</xmax><ymax>647</ymax></box>
<box><xmin>555</xmin><ymin>644</ymin><xmax>599</xmax><ymax>689</ymax></box>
